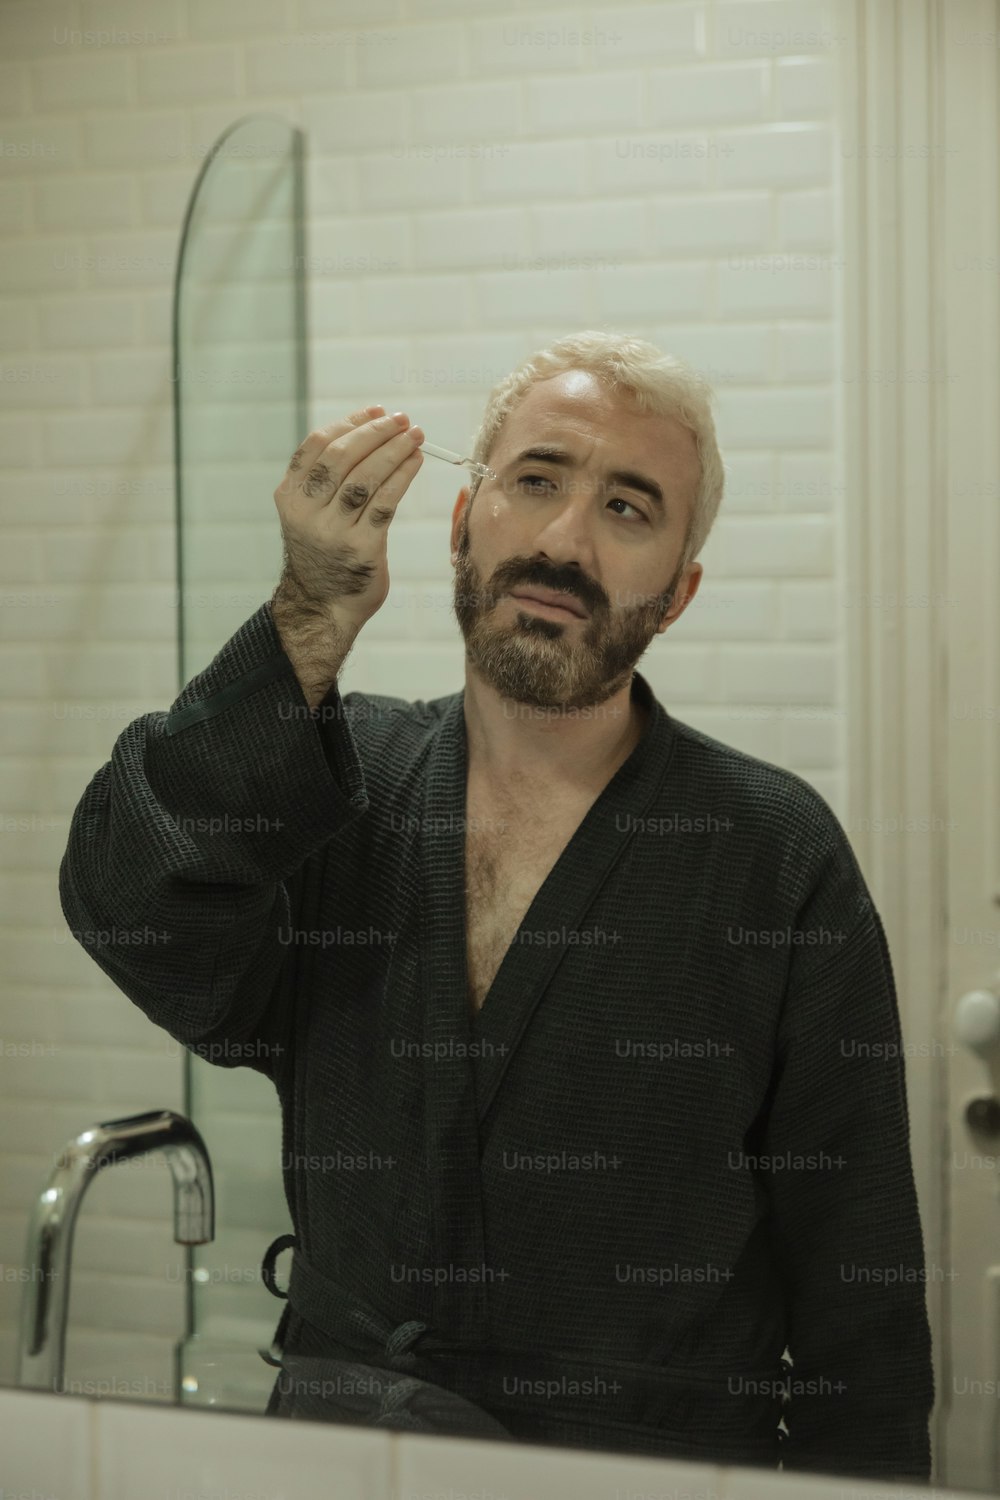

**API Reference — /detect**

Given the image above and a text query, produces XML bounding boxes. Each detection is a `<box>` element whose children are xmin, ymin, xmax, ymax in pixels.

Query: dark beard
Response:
<box><xmin>451</xmin><ymin>519</ymin><xmax>682</xmax><ymax>712</ymax></box>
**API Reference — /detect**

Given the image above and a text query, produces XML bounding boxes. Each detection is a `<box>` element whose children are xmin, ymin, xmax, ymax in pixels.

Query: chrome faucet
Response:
<box><xmin>17</xmin><ymin>1109</ymin><xmax>214</xmax><ymax>1394</ymax></box>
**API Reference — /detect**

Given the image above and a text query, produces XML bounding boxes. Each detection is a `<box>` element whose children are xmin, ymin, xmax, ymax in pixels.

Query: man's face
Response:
<box><xmin>450</xmin><ymin>369</ymin><xmax>704</xmax><ymax>711</ymax></box>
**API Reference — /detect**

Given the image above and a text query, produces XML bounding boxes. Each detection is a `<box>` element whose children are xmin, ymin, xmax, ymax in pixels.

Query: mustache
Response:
<box><xmin>456</xmin><ymin>531</ymin><xmax>682</xmax><ymax>615</ymax></box>
<box><xmin>491</xmin><ymin>563</ymin><xmax>601</xmax><ymax>613</ymax></box>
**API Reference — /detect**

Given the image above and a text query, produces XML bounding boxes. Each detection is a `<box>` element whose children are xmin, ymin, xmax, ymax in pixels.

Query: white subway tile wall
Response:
<box><xmin>0</xmin><ymin>0</ymin><xmax>845</xmax><ymax>1392</ymax></box>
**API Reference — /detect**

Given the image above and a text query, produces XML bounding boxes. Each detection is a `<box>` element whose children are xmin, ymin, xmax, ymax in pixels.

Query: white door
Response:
<box><xmin>941</xmin><ymin>2</ymin><xmax>1000</xmax><ymax>1488</ymax></box>
<box><xmin>839</xmin><ymin>0</ymin><xmax>1000</xmax><ymax>1488</ymax></box>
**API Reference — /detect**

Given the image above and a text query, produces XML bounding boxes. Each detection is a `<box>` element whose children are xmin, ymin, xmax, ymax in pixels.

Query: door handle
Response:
<box><xmin>955</xmin><ymin>987</ymin><xmax>1000</xmax><ymax>1058</ymax></box>
<box><xmin>954</xmin><ymin>984</ymin><xmax>1000</xmax><ymax>1136</ymax></box>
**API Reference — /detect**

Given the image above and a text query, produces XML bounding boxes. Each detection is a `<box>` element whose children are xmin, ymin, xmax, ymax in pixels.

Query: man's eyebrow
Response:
<box><xmin>506</xmin><ymin>445</ymin><xmax>665</xmax><ymax>511</ymax></box>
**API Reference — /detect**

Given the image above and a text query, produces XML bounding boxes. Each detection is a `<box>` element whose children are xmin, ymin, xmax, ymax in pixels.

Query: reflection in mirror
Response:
<box><xmin>8</xmin><ymin>6</ymin><xmax>1000</xmax><ymax>1498</ymax></box>
<box><xmin>52</xmin><ymin>312</ymin><xmax>938</xmax><ymax>1481</ymax></box>
<box><xmin>57</xmin><ymin>218</ymin><xmax>936</xmax><ymax>1491</ymax></box>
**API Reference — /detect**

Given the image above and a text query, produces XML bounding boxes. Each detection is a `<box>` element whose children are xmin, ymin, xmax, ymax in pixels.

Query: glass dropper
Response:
<box><xmin>418</xmin><ymin>441</ymin><xmax>496</xmax><ymax>481</ymax></box>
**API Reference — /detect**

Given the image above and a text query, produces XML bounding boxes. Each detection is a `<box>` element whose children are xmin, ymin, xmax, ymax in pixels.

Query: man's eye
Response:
<box><xmin>517</xmin><ymin>474</ymin><xmax>648</xmax><ymax>523</ymax></box>
<box><xmin>607</xmin><ymin>498</ymin><xmax>648</xmax><ymax>522</ymax></box>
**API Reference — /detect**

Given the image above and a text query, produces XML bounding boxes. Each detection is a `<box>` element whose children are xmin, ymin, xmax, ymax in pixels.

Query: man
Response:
<box><xmin>60</xmin><ymin>331</ymin><xmax>934</xmax><ymax>1479</ymax></box>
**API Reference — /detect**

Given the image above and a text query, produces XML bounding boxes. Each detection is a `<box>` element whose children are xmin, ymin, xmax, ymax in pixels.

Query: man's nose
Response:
<box><xmin>529</xmin><ymin>484</ymin><xmax>602</xmax><ymax>562</ymax></box>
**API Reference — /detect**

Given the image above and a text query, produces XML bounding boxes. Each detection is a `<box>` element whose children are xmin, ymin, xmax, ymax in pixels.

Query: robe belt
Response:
<box><xmin>260</xmin><ymin>1234</ymin><xmax>787</xmax><ymax>1449</ymax></box>
<box><xmin>261</xmin><ymin>1234</ymin><xmax>455</xmax><ymax>1375</ymax></box>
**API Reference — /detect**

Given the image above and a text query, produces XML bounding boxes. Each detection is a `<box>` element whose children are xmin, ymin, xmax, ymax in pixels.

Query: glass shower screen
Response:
<box><xmin>172</xmin><ymin>113</ymin><xmax>306</xmax><ymax>1410</ymax></box>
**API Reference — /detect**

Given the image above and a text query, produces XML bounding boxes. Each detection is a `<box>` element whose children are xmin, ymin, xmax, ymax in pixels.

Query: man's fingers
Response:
<box><xmin>271</xmin><ymin>403</ymin><xmax>422</xmax><ymax>631</ymax></box>
<box><xmin>284</xmin><ymin>406</ymin><xmax>388</xmax><ymax>482</ymax></box>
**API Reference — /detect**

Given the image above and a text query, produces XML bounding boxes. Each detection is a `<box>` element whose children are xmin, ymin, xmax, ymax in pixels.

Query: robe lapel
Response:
<box><xmin>469</xmin><ymin>670</ymin><xmax>676</xmax><ymax>1119</ymax></box>
<box><xmin>417</xmin><ymin>688</ymin><xmax>489</xmax><ymax>1345</ymax></box>
<box><xmin>417</xmin><ymin>671</ymin><xmax>678</xmax><ymax>1328</ymax></box>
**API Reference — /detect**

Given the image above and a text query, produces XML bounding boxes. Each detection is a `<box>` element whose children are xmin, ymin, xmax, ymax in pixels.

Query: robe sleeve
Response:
<box><xmin>58</xmin><ymin>600</ymin><xmax>369</xmax><ymax>1079</ymax></box>
<box><xmin>759</xmin><ymin>847</ymin><xmax>935</xmax><ymax>1482</ymax></box>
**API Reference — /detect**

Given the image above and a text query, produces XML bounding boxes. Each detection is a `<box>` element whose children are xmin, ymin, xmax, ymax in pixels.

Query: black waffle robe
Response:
<box><xmin>59</xmin><ymin>600</ymin><xmax>935</xmax><ymax>1481</ymax></box>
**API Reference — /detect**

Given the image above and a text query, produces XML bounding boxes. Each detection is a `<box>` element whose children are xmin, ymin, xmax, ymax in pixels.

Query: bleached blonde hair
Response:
<box><xmin>466</xmin><ymin>329</ymin><xmax>724</xmax><ymax>573</ymax></box>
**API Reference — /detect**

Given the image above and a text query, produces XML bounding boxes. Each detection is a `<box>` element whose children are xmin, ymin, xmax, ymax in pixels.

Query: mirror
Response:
<box><xmin>3</xmin><ymin>5</ymin><xmax>997</xmax><ymax>1496</ymax></box>
<box><xmin>172</xmin><ymin>110</ymin><xmax>306</xmax><ymax>1414</ymax></box>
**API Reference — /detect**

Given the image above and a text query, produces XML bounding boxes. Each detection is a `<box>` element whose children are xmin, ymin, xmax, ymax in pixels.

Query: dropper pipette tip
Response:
<box><xmin>419</xmin><ymin>441</ymin><xmax>496</xmax><ymax>481</ymax></box>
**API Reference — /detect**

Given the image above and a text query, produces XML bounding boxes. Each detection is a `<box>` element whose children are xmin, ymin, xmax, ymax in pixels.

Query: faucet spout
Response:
<box><xmin>16</xmin><ymin>1108</ymin><xmax>214</xmax><ymax>1394</ymax></box>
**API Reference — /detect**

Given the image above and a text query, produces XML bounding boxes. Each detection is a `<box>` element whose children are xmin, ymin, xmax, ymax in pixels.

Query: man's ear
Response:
<box><xmin>655</xmin><ymin>562</ymin><xmax>703</xmax><ymax>635</ymax></box>
<box><xmin>450</xmin><ymin>486</ymin><xmax>471</xmax><ymax>562</ymax></box>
